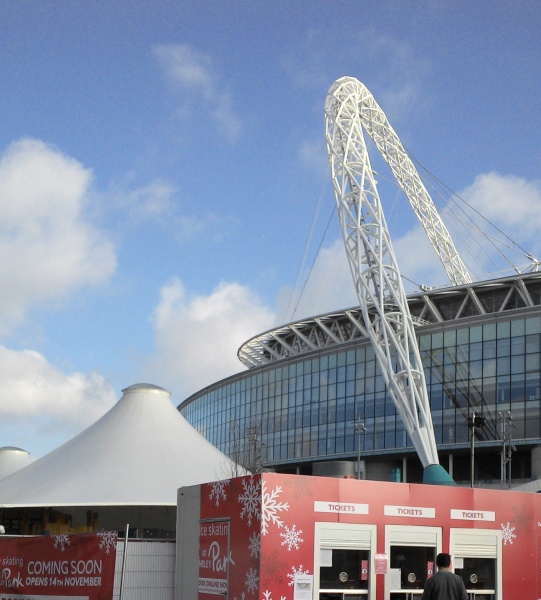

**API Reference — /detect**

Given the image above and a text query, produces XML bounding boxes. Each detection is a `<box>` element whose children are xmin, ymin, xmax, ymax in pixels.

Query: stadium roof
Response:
<box><xmin>0</xmin><ymin>383</ymin><xmax>238</xmax><ymax>508</ymax></box>
<box><xmin>237</xmin><ymin>271</ymin><xmax>541</xmax><ymax>368</ymax></box>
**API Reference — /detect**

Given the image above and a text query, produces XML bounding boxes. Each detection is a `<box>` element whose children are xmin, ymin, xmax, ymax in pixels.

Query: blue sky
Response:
<box><xmin>1</xmin><ymin>1</ymin><xmax>540</xmax><ymax>457</ymax></box>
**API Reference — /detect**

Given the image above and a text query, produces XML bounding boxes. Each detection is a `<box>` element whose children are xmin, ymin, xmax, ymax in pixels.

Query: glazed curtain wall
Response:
<box><xmin>180</xmin><ymin>316</ymin><xmax>541</xmax><ymax>465</ymax></box>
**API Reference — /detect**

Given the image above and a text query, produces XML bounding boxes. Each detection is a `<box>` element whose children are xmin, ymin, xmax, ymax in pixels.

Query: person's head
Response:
<box><xmin>436</xmin><ymin>553</ymin><xmax>452</xmax><ymax>569</ymax></box>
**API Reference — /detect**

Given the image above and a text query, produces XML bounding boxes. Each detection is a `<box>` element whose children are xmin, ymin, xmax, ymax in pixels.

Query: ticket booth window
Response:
<box><xmin>450</xmin><ymin>528</ymin><xmax>501</xmax><ymax>600</ymax></box>
<box><xmin>320</xmin><ymin>548</ymin><xmax>370</xmax><ymax>596</ymax></box>
<box><xmin>385</xmin><ymin>525</ymin><xmax>442</xmax><ymax>600</ymax></box>
<box><xmin>455</xmin><ymin>557</ymin><xmax>496</xmax><ymax>594</ymax></box>
<box><xmin>390</xmin><ymin>545</ymin><xmax>435</xmax><ymax>591</ymax></box>
<box><xmin>314</xmin><ymin>523</ymin><xmax>377</xmax><ymax>599</ymax></box>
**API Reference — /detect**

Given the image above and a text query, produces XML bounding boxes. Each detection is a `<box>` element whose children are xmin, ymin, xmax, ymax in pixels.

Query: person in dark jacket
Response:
<box><xmin>422</xmin><ymin>553</ymin><xmax>468</xmax><ymax>600</ymax></box>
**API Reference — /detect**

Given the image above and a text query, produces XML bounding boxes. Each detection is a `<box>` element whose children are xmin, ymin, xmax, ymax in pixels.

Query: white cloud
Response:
<box><xmin>298</xmin><ymin>137</ymin><xmax>327</xmax><ymax>172</ymax></box>
<box><xmin>154</xmin><ymin>44</ymin><xmax>213</xmax><ymax>94</ymax></box>
<box><xmin>148</xmin><ymin>278</ymin><xmax>275</xmax><ymax>400</ymax></box>
<box><xmin>0</xmin><ymin>345</ymin><xmax>116</xmax><ymax>455</ymax></box>
<box><xmin>0</xmin><ymin>138</ymin><xmax>116</xmax><ymax>333</ymax></box>
<box><xmin>392</xmin><ymin>226</ymin><xmax>450</xmax><ymax>290</ymax></box>
<box><xmin>460</xmin><ymin>172</ymin><xmax>541</xmax><ymax>232</ymax></box>
<box><xmin>361</xmin><ymin>31</ymin><xmax>430</xmax><ymax>121</ymax></box>
<box><xmin>112</xmin><ymin>179</ymin><xmax>208</xmax><ymax>240</ymax></box>
<box><xmin>436</xmin><ymin>172</ymin><xmax>541</xmax><ymax>278</ymax></box>
<box><xmin>282</xmin><ymin>26</ymin><xmax>429</xmax><ymax>125</ymax></box>
<box><xmin>277</xmin><ymin>239</ymin><xmax>358</xmax><ymax>322</ymax></box>
<box><xmin>277</xmin><ymin>227</ymin><xmax>453</xmax><ymax>324</ymax></box>
<box><xmin>281</xmin><ymin>232</ymin><xmax>448</xmax><ymax>322</ymax></box>
<box><xmin>153</xmin><ymin>44</ymin><xmax>242</xmax><ymax>142</ymax></box>
<box><xmin>362</xmin><ymin>171</ymin><xmax>541</xmax><ymax>287</ymax></box>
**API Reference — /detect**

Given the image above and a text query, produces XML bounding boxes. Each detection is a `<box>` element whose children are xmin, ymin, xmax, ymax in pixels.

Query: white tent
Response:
<box><xmin>0</xmin><ymin>384</ymin><xmax>240</xmax><ymax>534</ymax></box>
<box><xmin>0</xmin><ymin>447</ymin><xmax>35</xmax><ymax>480</ymax></box>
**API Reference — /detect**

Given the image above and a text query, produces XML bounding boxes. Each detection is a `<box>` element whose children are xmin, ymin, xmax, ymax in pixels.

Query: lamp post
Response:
<box><xmin>354</xmin><ymin>417</ymin><xmax>366</xmax><ymax>480</ymax></box>
<box><xmin>499</xmin><ymin>411</ymin><xmax>516</xmax><ymax>487</ymax></box>
<box><xmin>468</xmin><ymin>412</ymin><xmax>486</xmax><ymax>488</ymax></box>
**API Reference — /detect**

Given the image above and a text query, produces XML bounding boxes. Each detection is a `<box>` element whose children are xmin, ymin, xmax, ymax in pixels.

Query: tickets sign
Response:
<box><xmin>0</xmin><ymin>532</ymin><xmax>117</xmax><ymax>600</ymax></box>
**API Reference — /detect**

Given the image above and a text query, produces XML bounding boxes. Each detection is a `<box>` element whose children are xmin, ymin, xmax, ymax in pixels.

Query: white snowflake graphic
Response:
<box><xmin>262</xmin><ymin>591</ymin><xmax>286</xmax><ymax>600</ymax></box>
<box><xmin>233</xmin><ymin>594</ymin><xmax>246</xmax><ymax>600</ymax></box>
<box><xmin>210</xmin><ymin>479</ymin><xmax>230</xmax><ymax>507</ymax></box>
<box><xmin>249</xmin><ymin>531</ymin><xmax>261</xmax><ymax>558</ymax></box>
<box><xmin>280</xmin><ymin>524</ymin><xmax>303</xmax><ymax>551</ymax></box>
<box><xmin>261</xmin><ymin>480</ymin><xmax>289</xmax><ymax>535</ymax></box>
<box><xmin>245</xmin><ymin>567</ymin><xmax>259</xmax><ymax>595</ymax></box>
<box><xmin>239</xmin><ymin>476</ymin><xmax>262</xmax><ymax>526</ymax></box>
<box><xmin>287</xmin><ymin>565</ymin><xmax>310</xmax><ymax>587</ymax></box>
<box><xmin>97</xmin><ymin>530</ymin><xmax>118</xmax><ymax>554</ymax></box>
<box><xmin>53</xmin><ymin>533</ymin><xmax>71</xmax><ymax>551</ymax></box>
<box><xmin>501</xmin><ymin>521</ymin><xmax>516</xmax><ymax>545</ymax></box>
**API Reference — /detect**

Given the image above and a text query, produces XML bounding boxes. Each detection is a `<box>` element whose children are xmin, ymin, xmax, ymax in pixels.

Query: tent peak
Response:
<box><xmin>121</xmin><ymin>383</ymin><xmax>170</xmax><ymax>396</ymax></box>
<box><xmin>0</xmin><ymin>447</ymin><xmax>30</xmax><ymax>455</ymax></box>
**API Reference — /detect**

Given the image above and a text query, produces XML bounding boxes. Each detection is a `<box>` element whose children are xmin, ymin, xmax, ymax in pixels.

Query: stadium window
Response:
<box><xmin>497</xmin><ymin>320</ymin><xmax>511</xmax><ymax>338</ymax></box>
<box><xmin>511</xmin><ymin>355</ymin><xmax>525</xmax><ymax>374</ymax></box>
<box><xmin>497</xmin><ymin>356</ymin><xmax>511</xmax><ymax>376</ymax></box>
<box><xmin>457</xmin><ymin>327</ymin><xmax>469</xmax><ymax>345</ymax></box>
<box><xmin>432</xmin><ymin>331</ymin><xmax>443</xmax><ymax>349</ymax></box>
<box><xmin>483</xmin><ymin>323</ymin><xmax>496</xmax><ymax>341</ymax></box>
<box><xmin>511</xmin><ymin>336</ymin><xmax>525</xmax><ymax>355</ymax></box>
<box><xmin>482</xmin><ymin>359</ymin><xmax>496</xmax><ymax>378</ymax></box>
<box><xmin>419</xmin><ymin>335</ymin><xmax>431</xmax><ymax>351</ymax></box>
<box><xmin>443</xmin><ymin>329</ymin><xmax>457</xmax><ymax>346</ymax></box>
<box><xmin>526</xmin><ymin>333</ymin><xmax>540</xmax><ymax>354</ymax></box>
<box><xmin>497</xmin><ymin>337</ymin><xmax>511</xmax><ymax>357</ymax></box>
<box><xmin>526</xmin><ymin>353</ymin><xmax>540</xmax><ymax>372</ymax></box>
<box><xmin>510</xmin><ymin>318</ymin><xmax>525</xmax><ymax>336</ymax></box>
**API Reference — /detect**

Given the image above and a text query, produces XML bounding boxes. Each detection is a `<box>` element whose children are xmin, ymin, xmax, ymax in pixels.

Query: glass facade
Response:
<box><xmin>179</xmin><ymin>314</ymin><xmax>541</xmax><ymax>480</ymax></box>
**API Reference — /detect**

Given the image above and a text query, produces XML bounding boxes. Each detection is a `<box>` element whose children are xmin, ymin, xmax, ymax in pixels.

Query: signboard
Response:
<box><xmin>450</xmin><ymin>509</ymin><xmax>495</xmax><ymax>521</ymax></box>
<box><xmin>374</xmin><ymin>553</ymin><xmax>388</xmax><ymax>575</ymax></box>
<box><xmin>384</xmin><ymin>505</ymin><xmax>435</xmax><ymax>519</ymax></box>
<box><xmin>314</xmin><ymin>501</ymin><xmax>369</xmax><ymax>515</ymax></box>
<box><xmin>0</xmin><ymin>532</ymin><xmax>117</xmax><ymax>600</ymax></box>
<box><xmin>293</xmin><ymin>573</ymin><xmax>313</xmax><ymax>600</ymax></box>
<box><xmin>198</xmin><ymin>519</ymin><xmax>231</xmax><ymax>597</ymax></box>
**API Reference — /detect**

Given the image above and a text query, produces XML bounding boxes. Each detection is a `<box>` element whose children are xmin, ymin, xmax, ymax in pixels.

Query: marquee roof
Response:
<box><xmin>0</xmin><ymin>383</ymin><xmax>238</xmax><ymax>507</ymax></box>
<box><xmin>0</xmin><ymin>447</ymin><xmax>35</xmax><ymax>480</ymax></box>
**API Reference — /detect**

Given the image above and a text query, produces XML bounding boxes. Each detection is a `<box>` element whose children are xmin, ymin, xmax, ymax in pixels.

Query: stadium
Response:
<box><xmin>179</xmin><ymin>271</ymin><xmax>541</xmax><ymax>486</ymax></box>
<box><xmin>179</xmin><ymin>78</ymin><xmax>541</xmax><ymax>488</ymax></box>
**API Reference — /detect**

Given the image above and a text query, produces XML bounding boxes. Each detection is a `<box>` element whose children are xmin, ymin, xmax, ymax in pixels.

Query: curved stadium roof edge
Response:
<box><xmin>238</xmin><ymin>271</ymin><xmax>541</xmax><ymax>369</ymax></box>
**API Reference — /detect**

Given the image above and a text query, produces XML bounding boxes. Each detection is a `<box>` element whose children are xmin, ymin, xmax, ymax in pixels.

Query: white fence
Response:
<box><xmin>113</xmin><ymin>539</ymin><xmax>176</xmax><ymax>600</ymax></box>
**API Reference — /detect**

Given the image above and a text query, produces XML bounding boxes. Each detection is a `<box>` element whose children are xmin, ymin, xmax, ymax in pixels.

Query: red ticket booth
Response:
<box><xmin>176</xmin><ymin>473</ymin><xmax>540</xmax><ymax>600</ymax></box>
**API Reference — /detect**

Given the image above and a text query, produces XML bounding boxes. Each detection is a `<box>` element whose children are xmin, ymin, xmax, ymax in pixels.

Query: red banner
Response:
<box><xmin>0</xmin><ymin>532</ymin><xmax>117</xmax><ymax>600</ymax></box>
